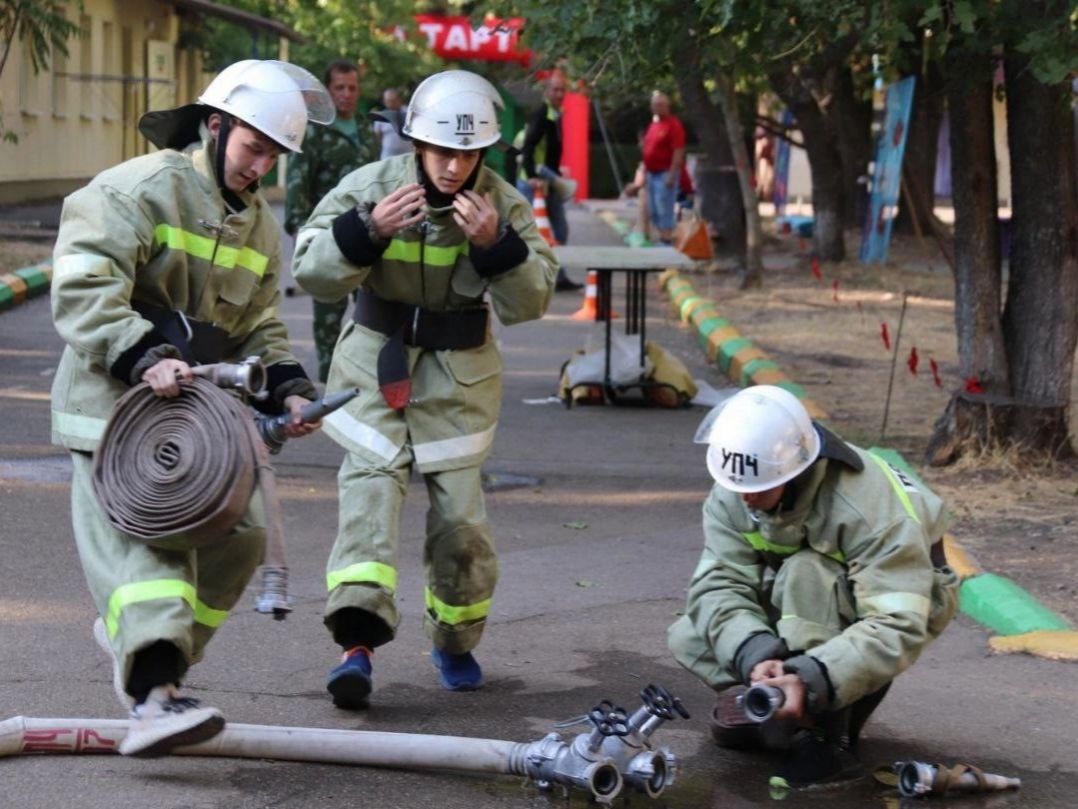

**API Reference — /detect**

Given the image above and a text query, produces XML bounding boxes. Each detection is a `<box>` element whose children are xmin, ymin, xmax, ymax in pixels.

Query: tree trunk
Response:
<box><xmin>769</xmin><ymin>67</ymin><xmax>846</xmax><ymax>261</ymax></box>
<box><xmin>830</xmin><ymin>66</ymin><xmax>872</xmax><ymax>229</ymax></box>
<box><xmin>672</xmin><ymin>42</ymin><xmax>745</xmax><ymax>258</ymax></box>
<box><xmin>925</xmin><ymin>55</ymin><xmax>1008</xmax><ymax>466</ymax></box>
<box><xmin>715</xmin><ymin>74</ymin><xmax>763</xmax><ymax>288</ymax></box>
<box><xmin>999</xmin><ymin>52</ymin><xmax>1078</xmax><ymax>457</ymax></box>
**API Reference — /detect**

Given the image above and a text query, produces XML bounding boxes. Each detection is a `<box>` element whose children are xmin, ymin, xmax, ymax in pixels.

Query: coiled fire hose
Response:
<box><xmin>91</xmin><ymin>377</ymin><xmax>290</xmax><ymax>615</ymax></box>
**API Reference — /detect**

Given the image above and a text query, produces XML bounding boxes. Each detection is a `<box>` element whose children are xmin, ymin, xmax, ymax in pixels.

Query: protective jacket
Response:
<box><xmin>670</xmin><ymin>439</ymin><xmax>957</xmax><ymax>713</ymax></box>
<box><xmin>292</xmin><ymin>152</ymin><xmax>557</xmax><ymax>474</ymax></box>
<box><xmin>51</xmin><ymin>125</ymin><xmax>313</xmax><ymax>452</ymax></box>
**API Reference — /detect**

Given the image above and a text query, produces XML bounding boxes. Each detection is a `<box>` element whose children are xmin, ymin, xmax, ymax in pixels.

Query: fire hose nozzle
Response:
<box><xmin>191</xmin><ymin>356</ymin><xmax>267</xmax><ymax>399</ymax></box>
<box><xmin>739</xmin><ymin>683</ymin><xmax>785</xmax><ymax>723</ymax></box>
<box><xmin>896</xmin><ymin>760</ymin><xmax>1022</xmax><ymax>797</ymax></box>
<box><xmin>255</xmin><ymin>387</ymin><xmax>360</xmax><ymax>453</ymax></box>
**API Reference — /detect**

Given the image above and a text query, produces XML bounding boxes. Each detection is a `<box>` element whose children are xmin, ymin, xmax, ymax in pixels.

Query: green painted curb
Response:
<box><xmin>697</xmin><ymin>316</ymin><xmax>730</xmax><ymax>337</ymax></box>
<box><xmin>0</xmin><ymin>283</ymin><xmax>13</xmax><ymax>310</ymax></box>
<box><xmin>741</xmin><ymin>358</ymin><xmax>780</xmax><ymax>387</ymax></box>
<box><xmin>776</xmin><ymin>379</ymin><xmax>807</xmax><ymax>399</ymax></box>
<box><xmin>14</xmin><ymin>265</ymin><xmax>49</xmax><ymax>298</ymax></box>
<box><xmin>959</xmin><ymin>573</ymin><xmax>1071</xmax><ymax>636</ymax></box>
<box><xmin>716</xmin><ymin>337</ymin><xmax>754</xmax><ymax>374</ymax></box>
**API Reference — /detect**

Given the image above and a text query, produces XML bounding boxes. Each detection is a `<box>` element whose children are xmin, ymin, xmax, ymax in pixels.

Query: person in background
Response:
<box><xmin>285</xmin><ymin>59</ymin><xmax>376</xmax><ymax>382</ymax></box>
<box><xmin>371</xmin><ymin>87</ymin><xmax>414</xmax><ymax>160</ymax></box>
<box><xmin>52</xmin><ymin>60</ymin><xmax>326</xmax><ymax>757</ymax></box>
<box><xmin>642</xmin><ymin>91</ymin><xmax>686</xmax><ymax>245</ymax></box>
<box><xmin>516</xmin><ymin>70</ymin><xmax>582</xmax><ymax>291</ymax></box>
<box><xmin>669</xmin><ymin>385</ymin><xmax>958</xmax><ymax>789</ymax></box>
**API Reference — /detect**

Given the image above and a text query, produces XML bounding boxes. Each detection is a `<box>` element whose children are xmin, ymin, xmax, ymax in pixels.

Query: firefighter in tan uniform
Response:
<box><xmin>667</xmin><ymin>386</ymin><xmax>959</xmax><ymax>788</ymax></box>
<box><xmin>293</xmin><ymin>70</ymin><xmax>557</xmax><ymax>707</ymax></box>
<box><xmin>50</xmin><ymin>60</ymin><xmax>331</xmax><ymax>757</ymax></box>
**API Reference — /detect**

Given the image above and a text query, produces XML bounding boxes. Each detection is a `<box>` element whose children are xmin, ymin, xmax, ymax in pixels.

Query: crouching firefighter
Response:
<box><xmin>667</xmin><ymin>386</ymin><xmax>959</xmax><ymax>789</ymax></box>
<box><xmin>292</xmin><ymin>69</ymin><xmax>557</xmax><ymax>707</ymax></box>
<box><xmin>49</xmin><ymin>60</ymin><xmax>330</xmax><ymax>757</ymax></box>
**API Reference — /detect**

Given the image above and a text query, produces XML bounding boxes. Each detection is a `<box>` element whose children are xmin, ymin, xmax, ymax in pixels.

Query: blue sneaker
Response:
<box><xmin>431</xmin><ymin>647</ymin><xmax>483</xmax><ymax>691</ymax></box>
<box><xmin>327</xmin><ymin>646</ymin><xmax>373</xmax><ymax>709</ymax></box>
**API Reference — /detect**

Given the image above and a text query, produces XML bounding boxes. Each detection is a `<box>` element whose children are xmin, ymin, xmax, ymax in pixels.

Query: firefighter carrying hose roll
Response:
<box><xmin>50</xmin><ymin>60</ymin><xmax>329</xmax><ymax>758</ymax></box>
<box><xmin>292</xmin><ymin>70</ymin><xmax>558</xmax><ymax>708</ymax></box>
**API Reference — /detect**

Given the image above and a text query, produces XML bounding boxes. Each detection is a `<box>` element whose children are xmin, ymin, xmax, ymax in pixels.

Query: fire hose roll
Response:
<box><xmin>92</xmin><ymin>378</ymin><xmax>261</xmax><ymax>550</ymax></box>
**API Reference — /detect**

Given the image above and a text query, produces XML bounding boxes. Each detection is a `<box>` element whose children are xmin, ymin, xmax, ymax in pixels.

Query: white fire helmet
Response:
<box><xmin>199</xmin><ymin>60</ymin><xmax>335</xmax><ymax>153</ymax></box>
<box><xmin>402</xmin><ymin>70</ymin><xmax>503</xmax><ymax>150</ymax></box>
<box><xmin>694</xmin><ymin>385</ymin><xmax>820</xmax><ymax>493</ymax></box>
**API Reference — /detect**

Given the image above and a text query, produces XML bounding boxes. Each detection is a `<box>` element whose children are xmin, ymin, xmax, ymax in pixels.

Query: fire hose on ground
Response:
<box><xmin>0</xmin><ymin>685</ymin><xmax>688</xmax><ymax>803</ymax></box>
<box><xmin>91</xmin><ymin>359</ymin><xmax>357</xmax><ymax>619</ymax></box>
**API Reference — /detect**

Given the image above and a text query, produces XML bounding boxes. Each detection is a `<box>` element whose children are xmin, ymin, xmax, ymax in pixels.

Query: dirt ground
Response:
<box><xmin>0</xmin><ymin>238</ymin><xmax>51</xmax><ymax>274</ymax></box>
<box><xmin>687</xmin><ymin>225</ymin><xmax>1078</xmax><ymax>627</ymax></box>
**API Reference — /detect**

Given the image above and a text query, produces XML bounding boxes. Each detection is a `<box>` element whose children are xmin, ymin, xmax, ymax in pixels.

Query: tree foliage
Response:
<box><xmin>0</xmin><ymin>0</ymin><xmax>82</xmax><ymax>143</ymax></box>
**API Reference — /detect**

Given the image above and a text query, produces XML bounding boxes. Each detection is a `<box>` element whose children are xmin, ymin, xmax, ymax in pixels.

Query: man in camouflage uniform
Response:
<box><xmin>285</xmin><ymin>59</ymin><xmax>376</xmax><ymax>382</ymax></box>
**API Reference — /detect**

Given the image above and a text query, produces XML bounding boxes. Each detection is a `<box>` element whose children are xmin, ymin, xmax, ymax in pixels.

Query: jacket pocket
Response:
<box><xmin>448</xmin><ymin>257</ymin><xmax>489</xmax><ymax>300</ymax></box>
<box><xmin>441</xmin><ymin>342</ymin><xmax>500</xmax><ymax>386</ymax></box>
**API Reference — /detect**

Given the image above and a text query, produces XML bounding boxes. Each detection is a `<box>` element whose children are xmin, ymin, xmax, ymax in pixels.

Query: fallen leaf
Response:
<box><xmin>563</xmin><ymin>521</ymin><xmax>588</xmax><ymax>530</ymax></box>
<box><xmin>576</xmin><ymin>580</ymin><xmax>596</xmax><ymax>588</ymax></box>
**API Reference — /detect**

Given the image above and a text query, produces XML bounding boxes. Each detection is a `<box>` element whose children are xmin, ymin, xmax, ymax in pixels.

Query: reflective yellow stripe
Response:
<box><xmin>424</xmin><ymin>587</ymin><xmax>491</xmax><ymax>625</ymax></box>
<box><xmin>744</xmin><ymin>532</ymin><xmax>845</xmax><ymax>564</ymax></box>
<box><xmin>858</xmin><ymin>592</ymin><xmax>931</xmax><ymax>618</ymax></box>
<box><xmin>742</xmin><ymin>531</ymin><xmax>797</xmax><ymax>556</ymax></box>
<box><xmin>105</xmin><ymin>579</ymin><xmax>228</xmax><ymax>638</ymax></box>
<box><xmin>326</xmin><ymin>561</ymin><xmax>398</xmax><ymax>593</ymax></box>
<box><xmin>154</xmin><ymin>224</ymin><xmax>269</xmax><ymax>278</ymax></box>
<box><xmin>383</xmin><ymin>238</ymin><xmax>469</xmax><ymax>267</ymax></box>
<box><xmin>215</xmin><ymin>245</ymin><xmax>269</xmax><ymax>277</ymax></box>
<box><xmin>868</xmin><ymin>454</ymin><xmax>921</xmax><ymax>524</ymax></box>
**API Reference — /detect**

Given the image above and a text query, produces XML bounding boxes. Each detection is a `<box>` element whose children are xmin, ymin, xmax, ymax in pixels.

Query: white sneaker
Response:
<box><xmin>119</xmin><ymin>685</ymin><xmax>225</xmax><ymax>758</ymax></box>
<box><xmin>92</xmin><ymin>618</ymin><xmax>134</xmax><ymax>712</ymax></box>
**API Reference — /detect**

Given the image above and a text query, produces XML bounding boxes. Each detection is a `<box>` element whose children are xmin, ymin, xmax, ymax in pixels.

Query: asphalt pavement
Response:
<box><xmin>0</xmin><ymin>202</ymin><xmax>1075</xmax><ymax>808</ymax></box>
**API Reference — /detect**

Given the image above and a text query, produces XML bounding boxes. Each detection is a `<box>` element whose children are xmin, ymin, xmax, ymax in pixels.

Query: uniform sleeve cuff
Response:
<box><xmin>110</xmin><ymin>330</ymin><xmax>174</xmax><ymax>385</ymax></box>
<box><xmin>733</xmin><ymin>632</ymin><xmax>790</xmax><ymax>684</ymax></box>
<box><xmin>469</xmin><ymin>223</ymin><xmax>529</xmax><ymax>278</ymax></box>
<box><xmin>254</xmin><ymin>362</ymin><xmax>317</xmax><ymax>415</ymax></box>
<box><xmin>783</xmin><ymin>654</ymin><xmax>834</xmax><ymax>714</ymax></box>
<box><xmin>332</xmin><ymin>206</ymin><xmax>390</xmax><ymax>267</ymax></box>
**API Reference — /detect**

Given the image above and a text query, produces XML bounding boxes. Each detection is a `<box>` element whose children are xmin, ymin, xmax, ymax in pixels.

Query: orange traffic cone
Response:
<box><xmin>571</xmin><ymin>270</ymin><xmax>618</xmax><ymax>321</ymax></box>
<box><xmin>533</xmin><ymin>185</ymin><xmax>558</xmax><ymax>247</ymax></box>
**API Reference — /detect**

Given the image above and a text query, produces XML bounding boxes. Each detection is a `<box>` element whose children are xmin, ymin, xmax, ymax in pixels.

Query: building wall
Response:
<box><xmin>0</xmin><ymin>0</ymin><xmax>192</xmax><ymax>204</ymax></box>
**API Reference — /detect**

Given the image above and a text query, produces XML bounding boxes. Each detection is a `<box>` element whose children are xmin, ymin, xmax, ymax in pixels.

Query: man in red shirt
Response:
<box><xmin>642</xmin><ymin>91</ymin><xmax>686</xmax><ymax>244</ymax></box>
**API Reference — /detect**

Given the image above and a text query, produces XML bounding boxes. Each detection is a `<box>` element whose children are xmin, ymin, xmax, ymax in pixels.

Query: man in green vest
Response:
<box><xmin>668</xmin><ymin>385</ymin><xmax>958</xmax><ymax>788</ymax></box>
<box><xmin>293</xmin><ymin>69</ymin><xmax>557</xmax><ymax>709</ymax></box>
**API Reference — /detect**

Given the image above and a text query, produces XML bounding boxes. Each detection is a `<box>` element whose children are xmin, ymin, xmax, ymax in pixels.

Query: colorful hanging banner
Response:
<box><xmin>859</xmin><ymin>76</ymin><xmax>916</xmax><ymax>264</ymax></box>
<box><xmin>414</xmin><ymin>15</ymin><xmax>532</xmax><ymax>66</ymax></box>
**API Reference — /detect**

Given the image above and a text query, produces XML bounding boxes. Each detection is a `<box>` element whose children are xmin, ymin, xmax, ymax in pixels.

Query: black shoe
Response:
<box><xmin>555</xmin><ymin>276</ymin><xmax>584</xmax><ymax>292</ymax></box>
<box><xmin>769</xmin><ymin>730</ymin><xmax>863</xmax><ymax>790</ymax></box>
